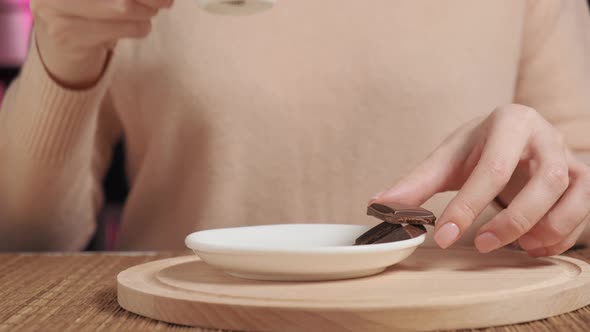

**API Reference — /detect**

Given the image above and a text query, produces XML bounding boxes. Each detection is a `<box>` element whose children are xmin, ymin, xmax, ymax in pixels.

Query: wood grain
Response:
<box><xmin>1</xmin><ymin>250</ymin><xmax>590</xmax><ymax>332</ymax></box>
<box><xmin>117</xmin><ymin>247</ymin><xmax>590</xmax><ymax>331</ymax></box>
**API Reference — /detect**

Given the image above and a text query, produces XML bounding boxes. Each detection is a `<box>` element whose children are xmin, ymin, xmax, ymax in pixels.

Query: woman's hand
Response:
<box><xmin>31</xmin><ymin>0</ymin><xmax>173</xmax><ymax>87</ymax></box>
<box><xmin>372</xmin><ymin>104</ymin><xmax>590</xmax><ymax>257</ymax></box>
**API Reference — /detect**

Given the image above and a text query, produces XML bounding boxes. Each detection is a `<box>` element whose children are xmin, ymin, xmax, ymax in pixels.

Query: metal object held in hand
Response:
<box><xmin>197</xmin><ymin>0</ymin><xmax>275</xmax><ymax>15</ymax></box>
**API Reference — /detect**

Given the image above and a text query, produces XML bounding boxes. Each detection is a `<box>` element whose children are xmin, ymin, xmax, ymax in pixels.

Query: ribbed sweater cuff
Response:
<box><xmin>11</xmin><ymin>39</ymin><xmax>114</xmax><ymax>163</ymax></box>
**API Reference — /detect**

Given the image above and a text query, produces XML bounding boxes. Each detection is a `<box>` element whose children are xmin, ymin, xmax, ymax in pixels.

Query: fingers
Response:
<box><xmin>528</xmin><ymin>216</ymin><xmax>590</xmax><ymax>257</ymax></box>
<box><xmin>370</xmin><ymin>103</ymin><xmax>587</xmax><ymax>257</ymax></box>
<box><xmin>40</xmin><ymin>0</ymin><xmax>166</xmax><ymax>21</ymax></box>
<box><xmin>32</xmin><ymin>0</ymin><xmax>171</xmax><ymax>51</ymax></box>
<box><xmin>373</xmin><ymin>119</ymin><xmax>481</xmax><ymax>207</ymax></box>
<box><xmin>519</xmin><ymin>161</ymin><xmax>590</xmax><ymax>252</ymax></box>
<box><xmin>137</xmin><ymin>0</ymin><xmax>174</xmax><ymax>10</ymax></box>
<box><xmin>37</xmin><ymin>14</ymin><xmax>152</xmax><ymax>51</ymax></box>
<box><xmin>81</xmin><ymin>19</ymin><xmax>153</xmax><ymax>45</ymax></box>
<box><xmin>473</xmin><ymin>127</ymin><xmax>569</xmax><ymax>253</ymax></box>
<box><xmin>372</xmin><ymin>152</ymin><xmax>453</xmax><ymax>207</ymax></box>
<box><xmin>434</xmin><ymin>106</ymin><xmax>531</xmax><ymax>249</ymax></box>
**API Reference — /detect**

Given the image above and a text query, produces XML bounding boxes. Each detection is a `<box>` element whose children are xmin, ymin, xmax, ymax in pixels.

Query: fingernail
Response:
<box><xmin>368</xmin><ymin>191</ymin><xmax>385</xmax><ymax>204</ymax></box>
<box><xmin>475</xmin><ymin>232</ymin><xmax>502</xmax><ymax>253</ymax></box>
<box><xmin>527</xmin><ymin>247</ymin><xmax>548</xmax><ymax>257</ymax></box>
<box><xmin>518</xmin><ymin>234</ymin><xmax>543</xmax><ymax>250</ymax></box>
<box><xmin>434</xmin><ymin>223</ymin><xmax>460</xmax><ymax>249</ymax></box>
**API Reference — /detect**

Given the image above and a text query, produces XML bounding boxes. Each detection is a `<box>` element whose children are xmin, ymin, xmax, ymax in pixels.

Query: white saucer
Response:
<box><xmin>184</xmin><ymin>224</ymin><xmax>425</xmax><ymax>281</ymax></box>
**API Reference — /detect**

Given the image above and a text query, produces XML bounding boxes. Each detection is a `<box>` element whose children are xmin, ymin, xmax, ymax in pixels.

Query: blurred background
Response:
<box><xmin>0</xmin><ymin>0</ymin><xmax>29</xmax><ymax>92</ymax></box>
<box><xmin>1</xmin><ymin>1</ymin><xmax>589</xmax><ymax>250</ymax></box>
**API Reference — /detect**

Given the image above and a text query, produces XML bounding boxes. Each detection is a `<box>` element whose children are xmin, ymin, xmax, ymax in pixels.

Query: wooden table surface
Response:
<box><xmin>1</xmin><ymin>249</ymin><xmax>590</xmax><ymax>332</ymax></box>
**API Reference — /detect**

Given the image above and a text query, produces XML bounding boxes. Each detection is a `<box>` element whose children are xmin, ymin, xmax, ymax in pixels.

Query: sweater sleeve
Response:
<box><xmin>0</xmin><ymin>33</ymin><xmax>121</xmax><ymax>251</ymax></box>
<box><xmin>514</xmin><ymin>0</ymin><xmax>590</xmax><ymax>244</ymax></box>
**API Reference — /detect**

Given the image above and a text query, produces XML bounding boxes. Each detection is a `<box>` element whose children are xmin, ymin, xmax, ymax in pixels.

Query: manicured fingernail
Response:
<box><xmin>368</xmin><ymin>191</ymin><xmax>385</xmax><ymax>204</ymax></box>
<box><xmin>475</xmin><ymin>232</ymin><xmax>502</xmax><ymax>253</ymax></box>
<box><xmin>434</xmin><ymin>223</ymin><xmax>460</xmax><ymax>249</ymax></box>
<box><xmin>527</xmin><ymin>247</ymin><xmax>548</xmax><ymax>257</ymax></box>
<box><xmin>518</xmin><ymin>234</ymin><xmax>543</xmax><ymax>250</ymax></box>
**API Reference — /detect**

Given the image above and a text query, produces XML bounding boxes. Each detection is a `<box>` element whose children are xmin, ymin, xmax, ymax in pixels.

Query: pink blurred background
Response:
<box><xmin>0</xmin><ymin>0</ymin><xmax>31</xmax><ymax>65</ymax></box>
<box><xmin>0</xmin><ymin>0</ymin><xmax>31</xmax><ymax>100</ymax></box>
<box><xmin>0</xmin><ymin>0</ymin><xmax>32</xmax><ymax>103</ymax></box>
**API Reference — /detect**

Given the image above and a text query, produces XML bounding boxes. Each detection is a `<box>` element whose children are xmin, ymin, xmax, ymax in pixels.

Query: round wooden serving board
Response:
<box><xmin>117</xmin><ymin>247</ymin><xmax>590</xmax><ymax>331</ymax></box>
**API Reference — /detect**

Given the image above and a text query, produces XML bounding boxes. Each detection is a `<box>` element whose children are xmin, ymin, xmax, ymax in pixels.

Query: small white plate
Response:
<box><xmin>185</xmin><ymin>224</ymin><xmax>425</xmax><ymax>281</ymax></box>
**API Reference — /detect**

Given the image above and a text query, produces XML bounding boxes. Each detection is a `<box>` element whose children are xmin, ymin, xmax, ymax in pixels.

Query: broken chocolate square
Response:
<box><xmin>367</xmin><ymin>202</ymin><xmax>436</xmax><ymax>226</ymax></box>
<box><xmin>355</xmin><ymin>222</ymin><xmax>403</xmax><ymax>245</ymax></box>
<box><xmin>355</xmin><ymin>222</ymin><xmax>426</xmax><ymax>245</ymax></box>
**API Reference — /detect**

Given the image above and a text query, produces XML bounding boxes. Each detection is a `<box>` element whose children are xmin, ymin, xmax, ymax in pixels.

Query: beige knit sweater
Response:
<box><xmin>1</xmin><ymin>0</ymin><xmax>589</xmax><ymax>250</ymax></box>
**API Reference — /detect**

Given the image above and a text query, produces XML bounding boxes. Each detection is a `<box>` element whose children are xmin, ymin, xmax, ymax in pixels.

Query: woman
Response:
<box><xmin>1</xmin><ymin>0</ymin><xmax>589</xmax><ymax>255</ymax></box>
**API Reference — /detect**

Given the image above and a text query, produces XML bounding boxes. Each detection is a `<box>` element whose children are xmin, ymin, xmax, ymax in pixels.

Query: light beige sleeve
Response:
<box><xmin>515</xmin><ymin>0</ymin><xmax>590</xmax><ymax>156</ymax></box>
<box><xmin>515</xmin><ymin>0</ymin><xmax>590</xmax><ymax>244</ymax></box>
<box><xmin>0</xmin><ymin>35</ymin><xmax>121</xmax><ymax>251</ymax></box>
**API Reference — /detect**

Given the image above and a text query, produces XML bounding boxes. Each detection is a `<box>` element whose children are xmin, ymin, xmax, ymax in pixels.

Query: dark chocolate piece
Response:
<box><xmin>374</xmin><ymin>224</ymin><xmax>427</xmax><ymax>244</ymax></box>
<box><xmin>355</xmin><ymin>222</ymin><xmax>403</xmax><ymax>245</ymax></box>
<box><xmin>223</xmin><ymin>0</ymin><xmax>246</xmax><ymax>5</ymax></box>
<box><xmin>404</xmin><ymin>224</ymin><xmax>427</xmax><ymax>238</ymax></box>
<box><xmin>367</xmin><ymin>202</ymin><xmax>436</xmax><ymax>226</ymax></box>
<box><xmin>355</xmin><ymin>222</ymin><xmax>426</xmax><ymax>245</ymax></box>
